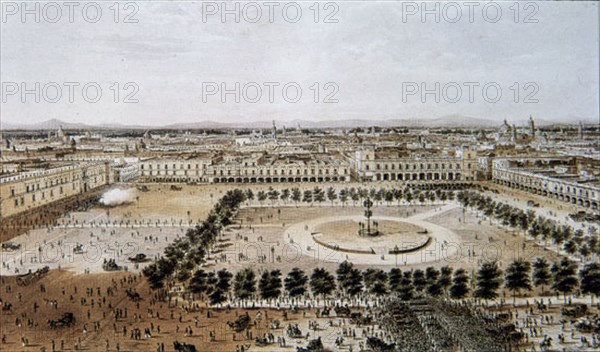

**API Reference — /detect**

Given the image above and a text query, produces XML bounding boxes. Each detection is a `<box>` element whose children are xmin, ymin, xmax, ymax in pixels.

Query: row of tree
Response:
<box><xmin>184</xmin><ymin>258</ymin><xmax>599</xmax><ymax>306</ymax></box>
<box><xmin>457</xmin><ymin>190</ymin><xmax>600</xmax><ymax>260</ymax></box>
<box><xmin>246</xmin><ymin>186</ymin><xmax>457</xmax><ymax>207</ymax></box>
<box><xmin>143</xmin><ymin>189</ymin><xmax>247</xmax><ymax>289</ymax></box>
<box><xmin>144</xmin><ymin>188</ymin><xmax>599</xmax><ymax>307</ymax></box>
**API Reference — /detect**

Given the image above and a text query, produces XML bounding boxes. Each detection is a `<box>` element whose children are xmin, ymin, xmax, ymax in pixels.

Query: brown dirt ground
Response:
<box><xmin>0</xmin><ymin>269</ymin><xmax>367</xmax><ymax>352</ymax></box>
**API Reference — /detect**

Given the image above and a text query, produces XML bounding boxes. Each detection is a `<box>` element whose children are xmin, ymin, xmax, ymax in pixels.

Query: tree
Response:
<box><xmin>310</xmin><ymin>268</ymin><xmax>336</xmax><ymax>300</ymax></box>
<box><xmin>143</xmin><ymin>262</ymin><xmax>166</xmax><ymax>289</ymax></box>
<box><xmin>234</xmin><ymin>268</ymin><xmax>257</xmax><ymax>303</ymax></box>
<box><xmin>564</xmin><ymin>239</ymin><xmax>579</xmax><ymax>256</ymax></box>
<box><xmin>399</xmin><ymin>271</ymin><xmax>414</xmax><ymax>300</ymax></box>
<box><xmin>532</xmin><ymin>258</ymin><xmax>551</xmax><ymax>295</ymax></box>
<box><xmin>388</xmin><ymin>268</ymin><xmax>403</xmax><ymax>294</ymax></box>
<box><xmin>189</xmin><ymin>269</ymin><xmax>210</xmax><ymax>296</ymax></box>
<box><xmin>336</xmin><ymin>261</ymin><xmax>363</xmax><ymax>297</ymax></box>
<box><xmin>336</xmin><ymin>261</ymin><xmax>354</xmax><ymax>289</ymax></box>
<box><xmin>257</xmin><ymin>190</ymin><xmax>267</xmax><ymax>205</ymax></box>
<box><xmin>438</xmin><ymin>266</ymin><xmax>454</xmax><ymax>295</ymax></box>
<box><xmin>210</xmin><ymin>269</ymin><xmax>233</xmax><ymax>306</ymax></box>
<box><xmin>245</xmin><ymin>189</ymin><xmax>254</xmax><ymax>203</ymax></box>
<box><xmin>412</xmin><ymin>269</ymin><xmax>427</xmax><ymax>293</ymax></box>
<box><xmin>393</xmin><ymin>189</ymin><xmax>403</xmax><ymax>206</ymax></box>
<box><xmin>425</xmin><ymin>267</ymin><xmax>442</xmax><ymax>296</ymax></box>
<box><xmin>280</xmin><ymin>188</ymin><xmax>290</xmax><ymax>204</ymax></box>
<box><xmin>350</xmin><ymin>189</ymin><xmax>360</xmax><ymax>206</ymax></box>
<box><xmin>505</xmin><ymin>259</ymin><xmax>532</xmax><ymax>305</ymax></box>
<box><xmin>313</xmin><ymin>187</ymin><xmax>325</xmax><ymax>204</ymax></box>
<box><xmin>338</xmin><ymin>188</ymin><xmax>348</xmax><ymax>206</ymax></box>
<box><xmin>474</xmin><ymin>261</ymin><xmax>503</xmax><ymax>302</ymax></box>
<box><xmin>302</xmin><ymin>189</ymin><xmax>313</xmax><ymax>204</ymax></box>
<box><xmin>291</xmin><ymin>187</ymin><xmax>302</xmax><ymax>205</ymax></box>
<box><xmin>176</xmin><ymin>268</ymin><xmax>191</xmax><ymax>282</ymax></box>
<box><xmin>439</xmin><ymin>191</ymin><xmax>447</xmax><ymax>203</ymax></box>
<box><xmin>404</xmin><ymin>192</ymin><xmax>413</xmax><ymax>205</ymax></box>
<box><xmin>267</xmin><ymin>188</ymin><xmax>280</xmax><ymax>205</ymax></box>
<box><xmin>326</xmin><ymin>187</ymin><xmax>337</xmax><ymax>205</ymax></box>
<box><xmin>579</xmin><ymin>262</ymin><xmax>600</xmax><ymax>305</ymax></box>
<box><xmin>528</xmin><ymin>221</ymin><xmax>540</xmax><ymax>241</ymax></box>
<box><xmin>450</xmin><ymin>268</ymin><xmax>470</xmax><ymax>299</ymax></box>
<box><xmin>384</xmin><ymin>190</ymin><xmax>394</xmax><ymax>206</ymax></box>
<box><xmin>285</xmin><ymin>268</ymin><xmax>308</xmax><ymax>298</ymax></box>
<box><xmin>551</xmin><ymin>258</ymin><xmax>579</xmax><ymax>304</ymax></box>
<box><xmin>418</xmin><ymin>192</ymin><xmax>426</xmax><ymax>204</ymax></box>
<box><xmin>259</xmin><ymin>270</ymin><xmax>282</xmax><ymax>304</ymax></box>
<box><xmin>346</xmin><ymin>268</ymin><xmax>364</xmax><ymax>297</ymax></box>
<box><xmin>363</xmin><ymin>269</ymin><xmax>388</xmax><ymax>296</ymax></box>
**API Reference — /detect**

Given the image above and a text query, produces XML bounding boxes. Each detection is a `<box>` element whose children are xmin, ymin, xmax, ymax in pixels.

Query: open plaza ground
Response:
<box><xmin>1</xmin><ymin>182</ymin><xmax>599</xmax><ymax>351</ymax></box>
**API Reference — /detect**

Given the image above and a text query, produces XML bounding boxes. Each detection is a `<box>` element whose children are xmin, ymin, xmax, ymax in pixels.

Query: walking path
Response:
<box><xmin>283</xmin><ymin>204</ymin><xmax>462</xmax><ymax>266</ymax></box>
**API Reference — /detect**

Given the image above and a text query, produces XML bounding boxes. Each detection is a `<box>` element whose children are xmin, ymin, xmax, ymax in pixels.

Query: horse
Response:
<box><xmin>173</xmin><ymin>341</ymin><xmax>197</xmax><ymax>352</ymax></box>
<box><xmin>227</xmin><ymin>313</ymin><xmax>251</xmax><ymax>332</ymax></box>
<box><xmin>126</xmin><ymin>288</ymin><xmax>141</xmax><ymax>301</ymax></box>
<box><xmin>334</xmin><ymin>305</ymin><xmax>351</xmax><ymax>317</ymax></box>
<box><xmin>319</xmin><ymin>307</ymin><xmax>331</xmax><ymax>317</ymax></box>
<box><xmin>539</xmin><ymin>336</ymin><xmax>553</xmax><ymax>350</ymax></box>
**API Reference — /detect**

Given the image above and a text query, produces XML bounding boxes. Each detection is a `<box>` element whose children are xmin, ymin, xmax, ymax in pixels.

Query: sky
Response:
<box><xmin>1</xmin><ymin>1</ymin><xmax>598</xmax><ymax>126</ymax></box>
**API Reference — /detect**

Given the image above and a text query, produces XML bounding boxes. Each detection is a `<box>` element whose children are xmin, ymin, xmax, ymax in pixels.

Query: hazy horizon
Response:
<box><xmin>1</xmin><ymin>1</ymin><xmax>598</xmax><ymax>126</ymax></box>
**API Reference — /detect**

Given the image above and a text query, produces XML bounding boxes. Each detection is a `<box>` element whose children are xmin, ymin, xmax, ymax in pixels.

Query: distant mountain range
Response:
<box><xmin>1</xmin><ymin>115</ymin><xmax>596</xmax><ymax>131</ymax></box>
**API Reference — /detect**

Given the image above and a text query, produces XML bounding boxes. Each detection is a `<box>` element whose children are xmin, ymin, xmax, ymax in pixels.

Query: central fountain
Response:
<box><xmin>358</xmin><ymin>198</ymin><xmax>382</xmax><ymax>237</ymax></box>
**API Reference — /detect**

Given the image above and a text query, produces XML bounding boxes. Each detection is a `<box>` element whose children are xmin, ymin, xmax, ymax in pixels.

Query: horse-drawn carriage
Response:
<box><xmin>2</xmin><ymin>302</ymin><xmax>13</xmax><ymax>312</ymax></box>
<box><xmin>102</xmin><ymin>258</ymin><xmax>122</xmax><ymax>271</ymax></box>
<box><xmin>562</xmin><ymin>304</ymin><xmax>587</xmax><ymax>318</ymax></box>
<box><xmin>173</xmin><ymin>341</ymin><xmax>197</xmax><ymax>352</ymax></box>
<box><xmin>48</xmin><ymin>312</ymin><xmax>76</xmax><ymax>328</ymax></box>
<box><xmin>318</xmin><ymin>307</ymin><xmax>330</xmax><ymax>317</ymax></box>
<box><xmin>73</xmin><ymin>244</ymin><xmax>84</xmax><ymax>254</ymax></box>
<box><xmin>128</xmin><ymin>253</ymin><xmax>148</xmax><ymax>263</ymax></box>
<box><xmin>334</xmin><ymin>305</ymin><xmax>351</xmax><ymax>317</ymax></box>
<box><xmin>350</xmin><ymin>312</ymin><xmax>373</xmax><ymax>325</ymax></box>
<box><xmin>16</xmin><ymin>266</ymin><xmax>49</xmax><ymax>286</ymax></box>
<box><xmin>296</xmin><ymin>337</ymin><xmax>324</xmax><ymax>352</ymax></box>
<box><xmin>575</xmin><ymin>316</ymin><xmax>600</xmax><ymax>333</ymax></box>
<box><xmin>269</xmin><ymin>319</ymin><xmax>281</xmax><ymax>329</ymax></box>
<box><xmin>1</xmin><ymin>242</ymin><xmax>21</xmax><ymax>251</ymax></box>
<box><xmin>125</xmin><ymin>288</ymin><xmax>141</xmax><ymax>301</ymax></box>
<box><xmin>227</xmin><ymin>313</ymin><xmax>251</xmax><ymax>332</ymax></box>
<box><xmin>255</xmin><ymin>336</ymin><xmax>273</xmax><ymax>346</ymax></box>
<box><xmin>286</xmin><ymin>323</ymin><xmax>303</xmax><ymax>338</ymax></box>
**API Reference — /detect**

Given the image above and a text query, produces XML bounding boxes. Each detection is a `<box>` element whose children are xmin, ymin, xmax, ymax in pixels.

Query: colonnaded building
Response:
<box><xmin>0</xmin><ymin>161</ymin><xmax>113</xmax><ymax>219</ymax></box>
<box><xmin>138</xmin><ymin>152</ymin><xmax>352</xmax><ymax>183</ymax></box>
<box><xmin>1</xmin><ymin>118</ymin><xmax>599</xmax><ymax>224</ymax></box>
<box><xmin>352</xmin><ymin>146</ymin><xmax>479</xmax><ymax>183</ymax></box>
<box><xmin>493</xmin><ymin>157</ymin><xmax>600</xmax><ymax>209</ymax></box>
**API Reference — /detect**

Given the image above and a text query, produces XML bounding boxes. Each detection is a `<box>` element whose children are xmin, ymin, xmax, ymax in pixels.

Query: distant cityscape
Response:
<box><xmin>1</xmin><ymin>117</ymin><xmax>598</xmax><ymax>220</ymax></box>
